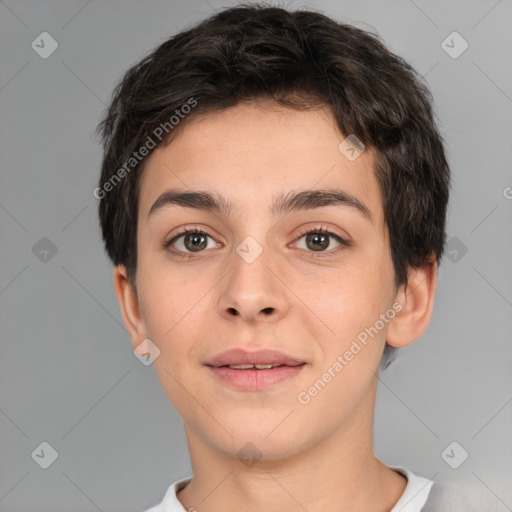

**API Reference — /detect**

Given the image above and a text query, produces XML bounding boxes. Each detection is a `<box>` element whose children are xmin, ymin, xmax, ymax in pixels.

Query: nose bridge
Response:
<box><xmin>217</xmin><ymin>227</ymin><xmax>288</xmax><ymax>323</ymax></box>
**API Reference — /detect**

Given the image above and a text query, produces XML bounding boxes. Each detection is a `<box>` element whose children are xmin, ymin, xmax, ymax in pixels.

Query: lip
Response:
<box><xmin>204</xmin><ymin>348</ymin><xmax>307</xmax><ymax>391</ymax></box>
<box><xmin>207</xmin><ymin>364</ymin><xmax>307</xmax><ymax>391</ymax></box>
<box><xmin>205</xmin><ymin>348</ymin><xmax>305</xmax><ymax>367</ymax></box>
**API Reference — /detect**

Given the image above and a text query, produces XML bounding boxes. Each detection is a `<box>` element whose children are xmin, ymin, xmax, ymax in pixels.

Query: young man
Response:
<box><xmin>95</xmin><ymin>4</ymin><xmax>478</xmax><ymax>511</ymax></box>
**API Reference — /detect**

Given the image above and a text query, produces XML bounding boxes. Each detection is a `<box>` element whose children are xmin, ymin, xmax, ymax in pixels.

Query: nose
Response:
<box><xmin>217</xmin><ymin>243</ymin><xmax>289</xmax><ymax>325</ymax></box>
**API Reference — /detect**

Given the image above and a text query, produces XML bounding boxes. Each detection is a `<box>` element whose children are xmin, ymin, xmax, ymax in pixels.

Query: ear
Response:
<box><xmin>386</xmin><ymin>258</ymin><xmax>438</xmax><ymax>348</ymax></box>
<box><xmin>113</xmin><ymin>265</ymin><xmax>148</xmax><ymax>351</ymax></box>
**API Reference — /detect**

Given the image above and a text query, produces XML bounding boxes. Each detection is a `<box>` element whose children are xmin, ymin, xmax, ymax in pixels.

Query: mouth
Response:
<box><xmin>205</xmin><ymin>348</ymin><xmax>306</xmax><ymax>368</ymax></box>
<box><xmin>204</xmin><ymin>348</ymin><xmax>307</xmax><ymax>390</ymax></box>
<box><xmin>205</xmin><ymin>362</ymin><xmax>307</xmax><ymax>390</ymax></box>
<box><xmin>212</xmin><ymin>363</ymin><xmax>303</xmax><ymax>370</ymax></box>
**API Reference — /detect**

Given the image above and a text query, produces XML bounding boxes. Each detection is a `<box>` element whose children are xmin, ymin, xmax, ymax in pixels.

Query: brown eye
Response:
<box><xmin>165</xmin><ymin>228</ymin><xmax>217</xmax><ymax>256</ymax></box>
<box><xmin>294</xmin><ymin>226</ymin><xmax>350</xmax><ymax>255</ymax></box>
<box><xmin>183</xmin><ymin>232</ymin><xmax>208</xmax><ymax>252</ymax></box>
<box><xmin>304</xmin><ymin>232</ymin><xmax>330</xmax><ymax>251</ymax></box>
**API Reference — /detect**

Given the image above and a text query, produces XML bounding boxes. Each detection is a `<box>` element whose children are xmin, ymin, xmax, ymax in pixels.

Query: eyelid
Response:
<box><xmin>293</xmin><ymin>224</ymin><xmax>350</xmax><ymax>246</ymax></box>
<box><xmin>164</xmin><ymin>226</ymin><xmax>220</xmax><ymax>251</ymax></box>
<box><xmin>164</xmin><ymin>223</ymin><xmax>351</xmax><ymax>258</ymax></box>
<box><xmin>290</xmin><ymin>224</ymin><xmax>351</xmax><ymax>257</ymax></box>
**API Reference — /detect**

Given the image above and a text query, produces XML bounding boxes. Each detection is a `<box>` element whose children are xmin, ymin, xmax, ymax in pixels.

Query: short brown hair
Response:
<box><xmin>96</xmin><ymin>3</ymin><xmax>450</xmax><ymax>366</ymax></box>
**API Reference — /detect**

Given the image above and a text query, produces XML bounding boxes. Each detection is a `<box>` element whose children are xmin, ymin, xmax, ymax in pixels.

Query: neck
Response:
<box><xmin>177</xmin><ymin>386</ymin><xmax>406</xmax><ymax>512</ymax></box>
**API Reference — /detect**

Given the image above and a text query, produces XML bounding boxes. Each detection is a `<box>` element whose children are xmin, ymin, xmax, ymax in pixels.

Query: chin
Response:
<box><xmin>213</xmin><ymin>427</ymin><xmax>310</xmax><ymax>463</ymax></box>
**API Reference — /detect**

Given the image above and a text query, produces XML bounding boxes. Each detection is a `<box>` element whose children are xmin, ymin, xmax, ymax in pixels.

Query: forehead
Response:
<box><xmin>138</xmin><ymin>102</ymin><xmax>385</xmax><ymax>231</ymax></box>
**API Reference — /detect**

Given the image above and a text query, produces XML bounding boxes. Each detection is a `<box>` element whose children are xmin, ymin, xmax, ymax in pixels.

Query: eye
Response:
<box><xmin>164</xmin><ymin>224</ymin><xmax>351</xmax><ymax>259</ymax></box>
<box><xmin>164</xmin><ymin>227</ymin><xmax>219</xmax><ymax>258</ymax></box>
<box><xmin>293</xmin><ymin>225</ymin><xmax>351</xmax><ymax>255</ymax></box>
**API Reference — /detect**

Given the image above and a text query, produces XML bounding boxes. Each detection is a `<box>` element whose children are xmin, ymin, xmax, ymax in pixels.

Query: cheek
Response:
<box><xmin>136</xmin><ymin>248</ymin><xmax>205</xmax><ymax>331</ymax></box>
<box><xmin>303</xmin><ymin>255</ymin><xmax>391</xmax><ymax>327</ymax></box>
<box><xmin>298</xmin><ymin>246</ymin><xmax>394</xmax><ymax>373</ymax></box>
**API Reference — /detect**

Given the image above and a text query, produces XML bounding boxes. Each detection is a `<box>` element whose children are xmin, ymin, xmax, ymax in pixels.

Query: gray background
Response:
<box><xmin>1</xmin><ymin>0</ymin><xmax>511</xmax><ymax>511</ymax></box>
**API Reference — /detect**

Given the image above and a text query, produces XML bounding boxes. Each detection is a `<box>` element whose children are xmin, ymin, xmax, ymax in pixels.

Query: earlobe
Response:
<box><xmin>113</xmin><ymin>265</ymin><xmax>147</xmax><ymax>351</ymax></box>
<box><xmin>386</xmin><ymin>259</ymin><xmax>438</xmax><ymax>349</ymax></box>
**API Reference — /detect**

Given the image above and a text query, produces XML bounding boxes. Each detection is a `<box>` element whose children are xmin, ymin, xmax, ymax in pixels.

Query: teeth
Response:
<box><xmin>227</xmin><ymin>364</ymin><xmax>275</xmax><ymax>369</ymax></box>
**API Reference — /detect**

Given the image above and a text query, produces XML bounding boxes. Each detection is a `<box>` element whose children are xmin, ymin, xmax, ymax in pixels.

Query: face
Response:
<box><xmin>130</xmin><ymin>102</ymin><xmax>400</xmax><ymax>460</ymax></box>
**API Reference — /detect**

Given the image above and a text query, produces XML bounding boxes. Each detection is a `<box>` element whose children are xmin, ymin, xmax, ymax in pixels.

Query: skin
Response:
<box><xmin>114</xmin><ymin>101</ymin><xmax>437</xmax><ymax>512</ymax></box>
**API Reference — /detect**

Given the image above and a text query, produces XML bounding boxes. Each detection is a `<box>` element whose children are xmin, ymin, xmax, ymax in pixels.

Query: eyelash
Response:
<box><xmin>164</xmin><ymin>225</ymin><xmax>351</xmax><ymax>259</ymax></box>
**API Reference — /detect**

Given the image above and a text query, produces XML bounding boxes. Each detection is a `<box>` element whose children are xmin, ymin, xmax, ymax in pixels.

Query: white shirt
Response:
<box><xmin>143</xmin><ymin>466</ymin><xmax>433</xmax><ymax>512</ymax></box>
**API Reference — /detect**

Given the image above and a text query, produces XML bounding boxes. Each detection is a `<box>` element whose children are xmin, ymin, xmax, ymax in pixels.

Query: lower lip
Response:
<box><xmin>206</xmin><ymin>364</ymin><xmax>306</xmax><ymax>391</ymax></box>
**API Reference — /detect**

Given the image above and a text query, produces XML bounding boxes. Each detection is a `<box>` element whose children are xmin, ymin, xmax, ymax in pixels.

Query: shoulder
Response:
<box><xmin>142</xmin><ymin>476</ymin><xmax>193</xmax><ymax>512</ymax></box>
<box><xmin>390</xmin><ymin>466</ymin><xmax>504</xmax><ymax>512</ymax></box>
<box><xmin>421</xmin><ymin>479</ymin><xmax>505</xmax><ymax>512</ymax></box>
<box><xmin>389</xmin><ymin>466</ymin><xmax>434</xmax><ymax>512</ymax></box>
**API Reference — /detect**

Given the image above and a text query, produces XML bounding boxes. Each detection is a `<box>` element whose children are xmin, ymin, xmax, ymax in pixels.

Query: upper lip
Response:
<box><xmin>205</xmin><ymin>348</ymin><xmax>305</xmax><ymax>367</ymax></box>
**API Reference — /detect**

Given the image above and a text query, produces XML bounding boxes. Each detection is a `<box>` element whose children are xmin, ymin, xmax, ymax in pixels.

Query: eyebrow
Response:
<box><xmin>148</xmin><ymin>188</ymin><xmax>373</xmax><ymax>223</ymax></box>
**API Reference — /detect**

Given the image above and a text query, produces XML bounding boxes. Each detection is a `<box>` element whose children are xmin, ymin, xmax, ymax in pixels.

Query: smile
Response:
<box><xmin>207</xmin><ymin>363</ymin><xmax>306</xmax><ymax>391</ymax></box>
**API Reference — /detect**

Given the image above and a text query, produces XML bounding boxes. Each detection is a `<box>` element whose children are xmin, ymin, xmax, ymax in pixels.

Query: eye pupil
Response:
<box><xmin>306</xmin><ymin>233</ymin><xmax>329</xmax><ymax>251</ymax></box>
<box><xmin>185</xmin><ymin>233</ymin><xmax>207</xmax><ymax>251</ymax></box>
